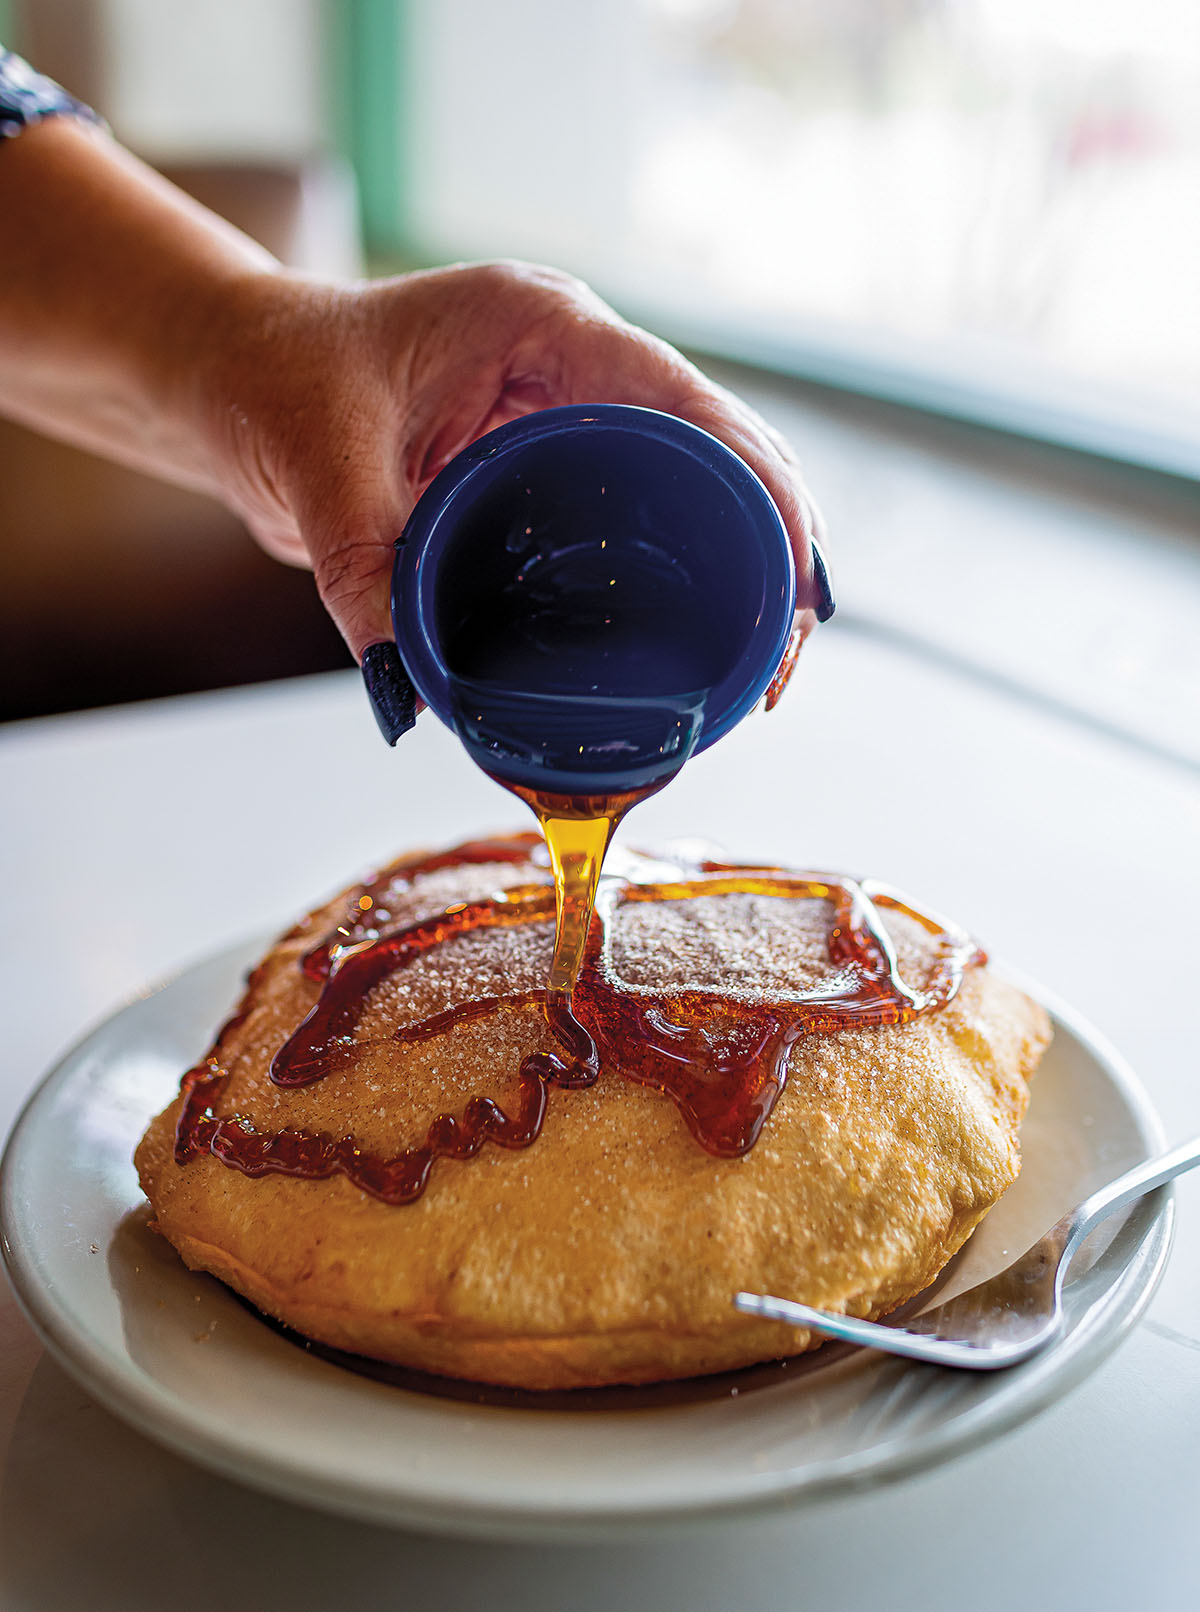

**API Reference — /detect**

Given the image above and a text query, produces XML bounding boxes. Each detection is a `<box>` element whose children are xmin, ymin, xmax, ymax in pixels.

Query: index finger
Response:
<box><xmin>545</xmin><ymin>306</ymin><xmax>830</xmax><ymax>616</ymax></box>
<box><xmin>673</xmin><ymin>378</ymin><xmax>832</xmax><ymax>618</ymax></box>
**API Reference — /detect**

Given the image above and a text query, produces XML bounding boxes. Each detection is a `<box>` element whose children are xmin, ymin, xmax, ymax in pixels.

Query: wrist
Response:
<box><xmin>0</xmin><ymin>116</ymin><xmax>284</xmax><ymax>494</ymax></box>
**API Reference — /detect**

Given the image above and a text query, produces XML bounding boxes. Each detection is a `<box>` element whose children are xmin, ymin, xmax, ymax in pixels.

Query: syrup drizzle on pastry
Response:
<box><xmin>174</xmin><ymin>836</ymin><xmax>986</xmax><ymax>1206</ymax></box>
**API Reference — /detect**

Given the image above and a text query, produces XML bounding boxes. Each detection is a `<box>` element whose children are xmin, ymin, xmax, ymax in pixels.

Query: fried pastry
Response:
<box><xmin>136</xmin><ymin>835</ymin><xmax>1051</xmax><ymax>1390</ymax></box>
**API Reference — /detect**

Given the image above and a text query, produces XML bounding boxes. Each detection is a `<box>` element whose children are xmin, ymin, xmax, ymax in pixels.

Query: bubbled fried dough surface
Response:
<box><xmin>136</xmin><ymin>840</ymin><xmax>1051</xmax><ymax>1390</ymax></box>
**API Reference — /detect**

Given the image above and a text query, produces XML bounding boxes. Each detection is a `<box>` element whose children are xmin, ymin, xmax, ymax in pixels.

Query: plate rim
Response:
<box><xmin>0</xmin><ymin>942</ymin><xmax>1176</xmax><ymax>1539</ymax></box>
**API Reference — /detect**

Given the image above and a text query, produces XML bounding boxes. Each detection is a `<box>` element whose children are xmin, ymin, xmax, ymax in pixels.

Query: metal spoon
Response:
<box><xmin>734</xmin><ymin>1135</ymin><xmax>1200</xmax><ymax>1369</ymax></box>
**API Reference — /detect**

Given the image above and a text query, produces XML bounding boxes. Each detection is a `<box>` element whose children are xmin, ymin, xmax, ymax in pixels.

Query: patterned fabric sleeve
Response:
<box><xmin>0</xmin><ymin>46</ymin><xmax>101</xmax><ymax>140</ymax></box>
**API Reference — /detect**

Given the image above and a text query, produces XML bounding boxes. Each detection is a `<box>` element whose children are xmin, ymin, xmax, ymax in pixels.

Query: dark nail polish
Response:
<box><xmin>361</xmin><ymin>641</ymin><xmax>417</xmax><ymax>746</ymax></box>
<box><xmin>809</xmin><ymin>536</ymin><xmax>835</xmax><ymax>622</ymax></box>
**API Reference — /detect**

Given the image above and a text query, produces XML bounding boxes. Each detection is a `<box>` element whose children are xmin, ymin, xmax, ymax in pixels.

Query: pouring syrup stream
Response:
<box><xmin>507</xmin><ymin>782</ymin><xmax>668</xmax><ymax>1083</ymax></box>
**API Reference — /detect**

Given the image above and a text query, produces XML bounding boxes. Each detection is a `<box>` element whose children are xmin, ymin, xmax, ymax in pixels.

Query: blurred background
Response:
<box><xmin>1</xmin><ymin>0</ymin><xmax>1197</xmax><ymax>746</ymax></box>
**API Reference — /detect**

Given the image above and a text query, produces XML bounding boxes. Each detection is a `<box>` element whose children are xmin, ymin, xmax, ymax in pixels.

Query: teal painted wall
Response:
<box><xmin>330</xmin><ymin>0</ymin><xmax>410</xmax><ymax>256</ymax></box>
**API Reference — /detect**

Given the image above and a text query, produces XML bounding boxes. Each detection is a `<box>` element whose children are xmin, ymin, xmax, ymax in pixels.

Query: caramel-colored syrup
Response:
<box><xmin>507</xmin><ymin>782</ymin><xmax>665</xmax><ymax>1084</ymax></box>
<box><xmin>174</xmin><ymin>836</ymin><xmax>986</xmax><ymax>1207</ymax></box>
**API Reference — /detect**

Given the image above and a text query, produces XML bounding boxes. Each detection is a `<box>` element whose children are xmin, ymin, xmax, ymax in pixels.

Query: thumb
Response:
<box><xmin>292</xmin><ymin>464</ymin><xmax>404</xmax><ymax>662</ymax></box>
<box><xmin>311</xmin><ymin>523</ymin><xmax>396</xmax><ymax>663</ymax></box>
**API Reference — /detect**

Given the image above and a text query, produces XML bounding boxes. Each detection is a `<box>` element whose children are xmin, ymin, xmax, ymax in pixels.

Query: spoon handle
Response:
<box><xmin>1075</xmin><ymin>1133</ymin><xmax>1200</xmax><ymax>1240</ymax></box>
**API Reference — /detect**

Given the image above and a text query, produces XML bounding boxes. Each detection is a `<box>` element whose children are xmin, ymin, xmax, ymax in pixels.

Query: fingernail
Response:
<box><xmin>361</xmin><ymin>642</ymin><xmax>417</xmax><ymax>745</ymax></box>
<box><xmin>809</xmin><ymin>536</ymin><xmax>835</xmax><ymax>622</ymax></box>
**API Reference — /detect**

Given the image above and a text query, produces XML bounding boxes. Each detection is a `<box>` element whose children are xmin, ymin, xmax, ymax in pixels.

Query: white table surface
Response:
<box><xmin>2</xmin><ymin>630</ymin><xmax>1198</xmax><ymax>1610</ymax></box>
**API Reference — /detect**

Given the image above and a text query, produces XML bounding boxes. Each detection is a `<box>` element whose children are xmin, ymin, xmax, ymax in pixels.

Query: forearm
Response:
<box><xmin>0</xmin><ymin>115</ymin><xmax>278</xmax><ymax>494</ymax></box>
<box><xmin>0</xmin><ymin>101</ymin><xmax>825</xmax><ymax>666</ymax></box>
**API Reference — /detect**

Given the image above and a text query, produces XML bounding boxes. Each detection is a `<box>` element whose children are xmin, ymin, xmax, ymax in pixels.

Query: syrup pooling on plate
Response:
<box><xmin>173</xmin><ymin>838</ymin><xmax>986</xmax><ymax>1205</ymax></box>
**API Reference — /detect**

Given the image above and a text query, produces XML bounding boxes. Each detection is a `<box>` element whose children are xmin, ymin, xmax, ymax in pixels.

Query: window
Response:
<box><xmin>398</xmin><ymin>0</ymin><xmax>1200</xmax><ymax>474</ymax></box>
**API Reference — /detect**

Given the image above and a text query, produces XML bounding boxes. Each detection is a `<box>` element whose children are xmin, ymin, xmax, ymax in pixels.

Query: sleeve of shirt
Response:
<box><xmin>0</xmin><ymin>46</ymin><xmax>102</xmax><ymax>140</ymax></box>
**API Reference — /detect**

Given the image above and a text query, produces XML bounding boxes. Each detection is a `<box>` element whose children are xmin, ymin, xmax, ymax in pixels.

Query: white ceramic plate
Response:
<box><xmin>0</xmin><ymin>939</ymin><xmax>1173</xmax><ymax>1540</ymax></box>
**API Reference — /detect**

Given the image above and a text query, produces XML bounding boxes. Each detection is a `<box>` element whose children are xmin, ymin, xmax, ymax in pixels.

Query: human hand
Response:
<box><xmin>0</xmin><ymin>120</ymin><xmax>829</xmax><ymax>701</ymax></box>
<box><xmin>195</xmin><ymin>260</ymin><xmax>832</xmax><ymax>672</ymax></box>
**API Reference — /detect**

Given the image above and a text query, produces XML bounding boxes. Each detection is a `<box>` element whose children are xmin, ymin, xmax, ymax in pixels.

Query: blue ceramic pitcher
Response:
<box><xmin>364</xmin><ymin>405</ymin><xmax>825</xmax><ymax>795</ymax></box>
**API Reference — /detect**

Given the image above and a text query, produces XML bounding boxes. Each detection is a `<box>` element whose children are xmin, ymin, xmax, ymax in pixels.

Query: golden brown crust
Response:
<box><xmin>136</xmin><ymin>842</ymin><xmax>1051</xmax><ymax>1390</ymax></box>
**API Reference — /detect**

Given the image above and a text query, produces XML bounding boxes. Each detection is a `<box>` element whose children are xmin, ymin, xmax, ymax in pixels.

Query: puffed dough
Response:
<box><xmin>136</xmin><ymin>839</ymin><xmax>1051</xmax><ymax>1389</ymax></box>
